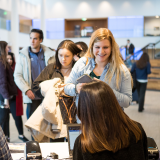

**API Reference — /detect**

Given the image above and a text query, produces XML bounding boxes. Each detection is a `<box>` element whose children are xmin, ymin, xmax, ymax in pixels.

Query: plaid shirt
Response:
<box><xmin>0</xmin><ymin>126</ymin><xmax>12</xmax><ymax>160</ymax></box>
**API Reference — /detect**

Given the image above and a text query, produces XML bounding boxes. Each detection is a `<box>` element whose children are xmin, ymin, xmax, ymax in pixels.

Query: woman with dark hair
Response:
<box><xmin>73</xmin><ymin>81</ymin><xmax>148</xmax><ymax>160</ymax></box>
<box><xmin>33</xmin><ymin>40</ymin><xmax>81</xmax><ymax>99</ymax></box>
<box><xmin>32</xmin><ymin>40</ymin><xmax>81</xmax><ymax>142</ymax></box>
<box><xmin>75</xmin><ymin>41</ymin><xmax>88</xmax><ymax>58</ymax></box>
<box><xmin>0</xmin><ymin>41</ymin><xmax>17</xmax><ymax>142</ymax></box>
<box><xmin>131</xmin><ymin>52</ymin><xmax>151</xmax><ymax>112</ymax></box>
<box><xmin>6</xmin><ymin>52</ymin><xmax>28</xmax><ymax>142</ymax></box>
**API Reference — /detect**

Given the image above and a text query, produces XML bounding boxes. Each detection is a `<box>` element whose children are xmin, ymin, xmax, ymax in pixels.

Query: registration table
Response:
<box><xmin>9</xmin><ymin>142</ymin><xmax>70</xmax><ymax>160</ymax></box>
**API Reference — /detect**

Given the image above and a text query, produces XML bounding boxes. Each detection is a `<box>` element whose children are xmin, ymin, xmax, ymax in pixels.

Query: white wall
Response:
<box><xmin>1</xmin><ymin>0</ymin><xmax>160</xmax><ymax>56</ymax></box>
<box><xmin>2</xmin><ymin>27</ymin><xmax>158</xmax><ymax>50</ymax></box>
<box><xmin>144</xmin><ymin>17</ymin><xmax>160</xmax><ymax>36</ymax></box>
<box><xmin>0</xmin><ymin>0</ymin><xmax>39</xmax><ymax>19</ymax></box>
<box><xmin>44</xmin><ymin>36</ymin><xmax>160</xmax><ymax>50</ymax></box>
<box><xmin>0</xmin><ymin>28</ymin><xmax>10</xmax><ymax>42</ymax></box>
<box><xmin>45</xmin><ymin>0</ymin><xmax>160</xmax><ymax>19</ymax></box>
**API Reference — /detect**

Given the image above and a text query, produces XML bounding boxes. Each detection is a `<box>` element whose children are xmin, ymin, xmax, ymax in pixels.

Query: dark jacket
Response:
<box><xmin>131</xmin><ymin>62</ymin><xmax>151</xmax><ymax>80</ymax></box>
<box><xmin>126</xmin><ymin>43</ymin><xmax>135</xmax><ymax>55</ymax></box>
<box><xmin>32</xmin><ymin>63</ymin><xmax>64</xmax><ymax>99</ymax></box>
<box><xmin>73</xmin><ymin>123</ymin><xmax>148</xmax><ymax>160</ymax></box>
<box><xmin>0</xmin><ymin>61</ymin><xmax>17</xmax><ymax>99</ymax></box>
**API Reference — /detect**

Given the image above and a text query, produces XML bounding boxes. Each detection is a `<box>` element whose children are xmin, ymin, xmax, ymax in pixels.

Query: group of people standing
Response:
<box><xmin>0</xmin><ymin>27</ymin><xmax>150</xmax><ymax>160</ymax></box>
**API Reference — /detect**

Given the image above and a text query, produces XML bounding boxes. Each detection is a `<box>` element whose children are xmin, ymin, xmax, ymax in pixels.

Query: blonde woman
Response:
<box><xmin>64</xmin><ymin>28</ymin><xmax>132</xmax><ymax>109</ymax></box>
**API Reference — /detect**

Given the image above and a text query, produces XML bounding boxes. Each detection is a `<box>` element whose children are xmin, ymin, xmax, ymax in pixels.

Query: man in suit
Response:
<box><xmin>125</xmin><ymin>39</ymin><xmax>135</xmax><ymax>55</ymax></box>
<box><xmin>125</xmin><ymin>39</ymin><xmax>135</xmax><ymax>68</ymax></box>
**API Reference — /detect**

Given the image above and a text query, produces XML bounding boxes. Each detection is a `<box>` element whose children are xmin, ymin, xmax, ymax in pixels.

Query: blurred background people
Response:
<box><xmin>73</xmin><ymin>81</ymin><xmax>148</xmax><ymax>160</ymax></box>
<box><xmin>14</xmin><ymin>29</ymin><xmax>55</xmax><ymax>119</ymax></box>
<box><xmin>126</xmin><ymin>39</ymin><xmax>135</xmax><ymax>56</ymax></box>
<box><xmin>5</xmin><ymin>52</ymin><xmax>28</xmax><ymax>142</ymax></box>
<box><xmin>64</xmin><ymin>28</ymin><xmax>132</xmax><ymax>110</ymax></box>
<box><xmin>75</xmin><ymin>41</ymin><xmax>88</xmax><ymax>58</ymax></box>
<box><xmin>0</xmin><ymin>41</ymin><xmax>17</xmax><ymax>142</ymax></box>
<box><xmin>131</xmin><ymin>52</ymin><xmax>151</xmax><ymax>112</ymax></box>
<box><xmin>125</xmin><ymin>39</ymin><xmax>135</xmax><ymax>68</ymax></box>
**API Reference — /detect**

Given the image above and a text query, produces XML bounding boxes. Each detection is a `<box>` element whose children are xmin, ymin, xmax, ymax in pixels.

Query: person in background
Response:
<box><xmin>5</xmin><ymin>52</ymin><xmax>28</xmax><ymax>142</ymax></box>
<box><xmin>0</xmin><ymin>41</ymin><xmax>16</xmax><ymax>142</ymax></box>
<box><xmin>124</xmin><ymin>39</ymin><xmax>135</xmax><ymax>68</ymax></box>
<box><xmin>64</xmin><ymin>28</ymin><xmax>132</xmax><ymax>110</ymax></box>
<box><xmin>0</xmin><ymin>126</ymin><xmax>12</xmax><ymax>160</ymax></box>
<box><xmin>130</xmin><ymin>52</ymin><xmax>151</xmax><ymax>112</ymax></box>
<box><xmin>73</xmin><ymin>81</ymin><xmax>148</xmax><ymax>160</ymax></box>
<box><xmin>48</xmin><ymin>47</ymin><xmax>56</xmax><ymax>64</ymax></box>
<box><xmin>75</xmin><ymin>41</ymin><xmax>88</xmax><ymax>57</ymax></box>
<box><xmin>14</xmin><ymin>29</ymin><xmax>55</xmax><ymax>119</ymax></box>
<box><xmin>125</xmin><ymin>39</ymin><xmax>135</xmax><ymax>56</ymax></box>
<box><xmin>32</xmin><ymin>40</ymin><xmax>81</xmax><ymax>142</ymax></box>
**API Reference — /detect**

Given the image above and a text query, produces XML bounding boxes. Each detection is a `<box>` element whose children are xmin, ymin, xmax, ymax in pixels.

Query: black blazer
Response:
<box><xmin>126</xmin><ymin>43</ymin><xmax>135</xmax><ymax>55</ymax></box>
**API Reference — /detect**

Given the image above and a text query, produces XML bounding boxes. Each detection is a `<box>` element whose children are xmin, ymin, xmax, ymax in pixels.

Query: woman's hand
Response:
<box><xmin>4</xmin><ymin>99</ymin><xmax>10</xmax><ymax>109</ymax></box>
<box><xmin>76</xmin><ymin>83</ymin><xmax>86</xmax><ymax>94</ymax></box>
<box><xmin>58</xmin><ymin>84</ymin><xmax>66</xmax><ymax>88</ymax></box>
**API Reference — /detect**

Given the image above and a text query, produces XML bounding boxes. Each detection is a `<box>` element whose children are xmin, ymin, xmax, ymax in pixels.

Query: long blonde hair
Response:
<box><xmin>85</xmin><ymin>28</ymin><xmax>126</xmax><ymax>89</ymax></box>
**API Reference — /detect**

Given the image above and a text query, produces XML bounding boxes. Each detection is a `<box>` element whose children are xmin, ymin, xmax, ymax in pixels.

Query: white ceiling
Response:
<box><xmin>23</xmin><ymin>0</ymin><xmax>141</xmax><ymax>6</ymax></box>
<box><xmin>23</xmin><ymin>0</ymin><xmax>41</xmax><ymax>5</ymax></box>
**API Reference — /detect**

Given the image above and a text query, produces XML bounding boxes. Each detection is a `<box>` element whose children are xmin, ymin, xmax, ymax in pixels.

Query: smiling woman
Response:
<box><xmin>64</xmin><ymin>28</ymin><xmax>132</xmax><ymax>109</ymax></box>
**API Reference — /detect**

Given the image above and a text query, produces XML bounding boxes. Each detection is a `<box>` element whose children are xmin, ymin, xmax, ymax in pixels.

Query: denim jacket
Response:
<box><xmin>64</xmin><ymin>57</ymin><xmax>132</xmax><ymax>109</ymax></box>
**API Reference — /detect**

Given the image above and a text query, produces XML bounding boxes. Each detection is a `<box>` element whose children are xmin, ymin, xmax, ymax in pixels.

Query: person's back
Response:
<box><xmin>130</xmin><ymin>52</ymin><xmax>151</xmax><ymax>112</ymax></box>
<box><xmin>73</xmin><ymin>81</ymin><xmax>148</xmax><ymax>160</ymax></box>
<box><xmin>74</xmin><ymin>123</ymin><xmax>147</xmax><ymax>160</ymax></box>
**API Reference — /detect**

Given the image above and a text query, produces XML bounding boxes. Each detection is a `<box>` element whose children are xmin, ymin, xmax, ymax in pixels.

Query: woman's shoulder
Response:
<box><xmin>120</xmin><ymin>64</ymin><xmax>131</xmax><ymax>75</ymax></box>
<box><xmin>134</xmin><ymin>121</ymin><xmax>145</xmax><ymax>134</ymax></box>
<box><xmin>147</xmin><ymin>62</ymin><xmax>151</xmax><ymax>66</ymax></box>
<box><xmin>73</xmin><ymin>57</ymin><xmax>88</xmax><ymax>69</ymax></box>
<box><xmin>74</xmin><ymin>134</ymin><xmax>82</xmax><ymax>147</ymax></box>
<box><xmin>42</xmin><ymin>63</ymin><xmax>56</xmax><ymax>76</ymax></box>
<box><xmin>0</xmin><ymin>60</ymin><xmax>5</xmax><ymax>69</ymax></box>
<box><xmin>76</xmin><ymin>57</ymin><xmax>87</xmax><ymax>64</ymax></box>
<box><xmin>43</xmin><ymin>63</ymin><xmax>57</xmax><ymax>73</ymax></box>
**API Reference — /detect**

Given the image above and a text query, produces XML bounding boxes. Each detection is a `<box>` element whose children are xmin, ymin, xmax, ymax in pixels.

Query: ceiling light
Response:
<box><xmin>155</xmin><ymin>16</ymin><xmax>159</xmax><ymax>18</ymax></box>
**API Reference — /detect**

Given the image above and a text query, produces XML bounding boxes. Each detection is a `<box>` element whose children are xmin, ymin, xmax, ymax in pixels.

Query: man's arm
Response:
<box><xmin>14</xmin><ymin>55</ymin><xmax>31</xmax><ymax>94</ymax></box>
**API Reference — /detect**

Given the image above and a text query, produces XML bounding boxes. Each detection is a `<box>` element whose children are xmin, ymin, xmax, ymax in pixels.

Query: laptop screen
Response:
<box><xmin>67</xmin><ymin>124</ymin><xmax>81</xmax><ymax>155</ymax></box>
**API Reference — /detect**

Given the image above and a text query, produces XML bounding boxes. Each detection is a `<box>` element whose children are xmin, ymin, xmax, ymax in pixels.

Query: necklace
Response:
<box><xmin>60</xmin><ymin>62</ymin><xmax>73</xmax><ymax>77</ymax></box>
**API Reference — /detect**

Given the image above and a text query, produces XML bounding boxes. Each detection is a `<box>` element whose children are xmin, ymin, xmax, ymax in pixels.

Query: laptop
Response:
<box><xmin>67</xmin><ymin>124</ymin><xmax>81</xmax><ymax>159</ymax></box>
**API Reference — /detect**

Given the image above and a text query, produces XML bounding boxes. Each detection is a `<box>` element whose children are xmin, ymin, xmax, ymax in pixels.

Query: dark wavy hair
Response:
<box><xmin>75</xmin><ymin>41</ymin><xmax>88</xmax><ymax>57</ymax></box>
<box><xmin>8</xmin><ymin>52</ymin><xmax>15</xmax><ymax>69</ymax></box>
<box><xmin>55</xmin><ymin>40</ymin><xmax>82</xmax><ymax>69</ymax></box>
<box><xmin>78</xmin><ymin>81</ymin><xmax>142</xmax><ymax>153</ymax></box>
<box><xmin>30</xmin><ymin>29</ymin><xmax>44</xmax><ymax>41</ymax></box>
<box><xmin>0</xmin><ymin>41</ymin><xmax>9</xmax><ymax>69</ymax></box>
<box><xmin>136</xmin><ymin>52</ymin><xmax>150</xmax><ymax>69</ymax></box>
